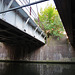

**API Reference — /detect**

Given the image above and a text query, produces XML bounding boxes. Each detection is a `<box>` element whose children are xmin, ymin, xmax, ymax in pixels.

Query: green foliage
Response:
<box><xmin>35</xmin><ymin>4</ymin><xmax>65</xmax><ymax>38</ymax></box>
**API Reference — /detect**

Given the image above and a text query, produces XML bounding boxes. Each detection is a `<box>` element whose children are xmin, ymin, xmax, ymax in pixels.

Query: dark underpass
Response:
<box><xmin>0</xmin><ymin>0</ymin><xmax>75</xmax><ymax>75</ymax></box>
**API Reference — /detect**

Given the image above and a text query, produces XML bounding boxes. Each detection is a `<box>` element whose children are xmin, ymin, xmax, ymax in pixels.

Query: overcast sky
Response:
<box><xmin>31</xmin><ymin>0</ymin><xmax>55</xmax><ymax>13</ymax></box>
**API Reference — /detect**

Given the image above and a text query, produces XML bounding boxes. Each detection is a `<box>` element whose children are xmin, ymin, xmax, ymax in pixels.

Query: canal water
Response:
<box><xmin>0</xmin><ymin>62</ymin><xmax>75</xmax><ymax>75</ymax></box>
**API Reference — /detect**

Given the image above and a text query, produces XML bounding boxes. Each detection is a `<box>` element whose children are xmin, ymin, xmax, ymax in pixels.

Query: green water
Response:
<box><xmin>0</xmin><ymin>62</ymin><xmax>75</xmax><ymax>75</ymax></box>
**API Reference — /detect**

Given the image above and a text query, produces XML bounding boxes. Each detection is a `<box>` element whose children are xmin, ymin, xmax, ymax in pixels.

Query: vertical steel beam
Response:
<box><xmin>7</xmin><ymin>0</ymin><xmax>14</xmax><ymax>10</ymax></box>
<box><xmin>1</xmin><ymin>0</ymin><xmax>4</xmax><ymax>19</ymax></box>
<box><xmin>44</xmin><ymin>36</ymin><xmax>46</xmax><ymax>39</ymax></box>
<box><xmin>1</xmin><ymin>0</ymin><xmax>3</xmax><ymax>11</ymax></box>
<box><xmin>33</xmin><ymin>26</ymin><xmax>39</xmax><ymax>36</ymax></box>
<box><xmin>29</xmin><ymin>0</ymin><xmax>30</xmax><ymax>3</ymax></box>
<box><xmin>25</xmin><ymin>17</ymin><xmax>30</xmax><ymax>24</ymax></box>
<box><xmin>34</xmin><ymin>26</ymin><xmax>38</xmax><ymax>32</ymax></box>
<box><xmin>24</xmin><ymin>17</ymin><xmax>30</xmax><ymax>31</ymax></box>
<box><xmin>40</xmin><ymin>31</ymin><xmax>43</xmax><ymax>36</ymax></box>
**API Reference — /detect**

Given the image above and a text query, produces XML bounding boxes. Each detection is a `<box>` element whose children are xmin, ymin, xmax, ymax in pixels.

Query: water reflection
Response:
<box><xmin>0</xmin><ymin>62</ymin><xmax>75</xmax><ymax>75</ymax></box>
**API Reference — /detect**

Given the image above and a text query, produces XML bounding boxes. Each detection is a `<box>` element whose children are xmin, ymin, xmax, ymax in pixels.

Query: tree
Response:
<box><xmin>35</xmin><ymin>4</ymin><xmax>64</xmax><ymax>38</ymax></box>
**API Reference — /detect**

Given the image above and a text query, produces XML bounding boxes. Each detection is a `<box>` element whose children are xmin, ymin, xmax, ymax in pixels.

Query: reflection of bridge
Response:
<box><xmin>0</xmin><ymin>0</ymin><xmax>46</xmax><ymax>48</ymax></box>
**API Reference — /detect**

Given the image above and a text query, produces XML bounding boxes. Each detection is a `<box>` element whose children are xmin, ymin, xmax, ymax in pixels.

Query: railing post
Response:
<box><xmin>34</xmin><ymin>26</ymin><xmax>38</xmax><ymax>32</ymax></box>
<box><xmin>1</xmin><ymin>0</ymin><xmax>3</xmax><ymax>11</ymax></box>
<box><xmin>30</xmin><ymin>6</ymin><xmax>31</xmax><ymax>15</ymax></box>
<box><xmin>24</xmin><ymin>17</ymin><xmax>30</xmax><ymax>31</ymax></box>
<box><xmin>40</xmin><ymin>31</ymin><xmax>43</xmax><ymax>36</ymax></box>
<box><xmin>26</xmin><ymin>18</ymin><xmax>30</xmax><ymax>24</ymax></box>
<box><xmin>33</xmin><ymin>26</ymin><xmax>39</xmax><ymax>37</ymax></box>
<box><xmin>44</xmin><ymin>36</ymin><xmax>46</xmax><ymax>39</ymax></box>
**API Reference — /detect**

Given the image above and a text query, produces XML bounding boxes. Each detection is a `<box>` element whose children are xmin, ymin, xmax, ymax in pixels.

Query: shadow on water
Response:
<box><xmin>0</xmin><ymin>62</ymin><xmax>75</xmax><ymax>75</ymax></box>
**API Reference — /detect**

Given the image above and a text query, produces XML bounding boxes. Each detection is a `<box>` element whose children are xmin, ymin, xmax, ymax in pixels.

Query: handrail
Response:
<box><xmin>19</xmin><ymin>0</ymin><xmax>38</xmax><ymax>19</ymax></box>
<box><xmin>0</xmin><ymin>0</ymin><xmax>49</xmax><ymax>14</ymax></box>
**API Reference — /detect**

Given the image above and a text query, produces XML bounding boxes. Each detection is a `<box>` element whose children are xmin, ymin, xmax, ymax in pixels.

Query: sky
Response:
<box><xmin>31</xmin><ymin>0</ymin><xmax>55</xmax><ymax>13</ymax></box>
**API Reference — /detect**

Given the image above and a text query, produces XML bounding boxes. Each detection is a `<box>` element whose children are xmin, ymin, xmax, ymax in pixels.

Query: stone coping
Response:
<box><xmin>0</xmin><ymin>60</ymin><xmax>75</xmax><ymax>64</ymax></box>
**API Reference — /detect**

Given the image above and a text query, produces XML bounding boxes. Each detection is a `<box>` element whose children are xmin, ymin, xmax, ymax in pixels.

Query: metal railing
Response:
<box><xmin>17</xmin><ymin>0</ymin><xmax>46</xmax><ymax>32</ymax></box>
<box><xmin>17</xmin><ymin>0</ymin><xmax>38</xmax><ymax>19</ymax></box>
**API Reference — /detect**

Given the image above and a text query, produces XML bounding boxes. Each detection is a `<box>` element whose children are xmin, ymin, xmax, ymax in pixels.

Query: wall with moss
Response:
<box><xmin>0</xmin><ymin>36</ymin><xmax>75</xmax><ymax>62</ymax></box>
<box><xmin>26</xmin><ymin>36</ymin><xmax>75</xmax><ymax>62</ymax></box>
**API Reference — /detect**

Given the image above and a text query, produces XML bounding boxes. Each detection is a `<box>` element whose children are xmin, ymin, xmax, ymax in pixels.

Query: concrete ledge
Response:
<box><xmin>0</xmin><ymin>60</ymin><xmax>75</xmax><ymax>64</ymax></box>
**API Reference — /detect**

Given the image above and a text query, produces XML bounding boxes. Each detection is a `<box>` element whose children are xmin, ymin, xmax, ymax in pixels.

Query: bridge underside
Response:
<box><xmin>54</xmin><ymin>0</ymin><xmax>75</xmax><ymax>47</ymax></box>
<box><xmin>0</xmin><ymin>19</ymin><xmax>44</xmax><ymax>52</ymax></box>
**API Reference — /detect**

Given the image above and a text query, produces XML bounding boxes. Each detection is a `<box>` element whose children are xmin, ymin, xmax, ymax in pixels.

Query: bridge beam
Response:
<box><xmin>0</xmin><ymin>0</ymin><xmax>46</xmax><ymax>43</ymax></box>
<box><xmin>54</xmin><ymin>0</ymin><xmax>73</xmax><ymax>46</ymax></box>
<box><xmin>0</xmin><ymin>0</ymin><xmax>49</xmax><ymax>14</ymax></box>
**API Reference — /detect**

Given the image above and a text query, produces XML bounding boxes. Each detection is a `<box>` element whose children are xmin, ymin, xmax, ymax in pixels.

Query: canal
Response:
<box><xmin>0</xmin><ymin>62</ymin><xmax>75</xmax><ymax>75</ymax></box>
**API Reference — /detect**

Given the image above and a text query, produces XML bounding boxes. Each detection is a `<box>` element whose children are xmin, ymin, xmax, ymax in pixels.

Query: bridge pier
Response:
<box><xmin>0</xmin><ymin>41</ymin><xmax>44</xmax><ymax>60</ymax></box>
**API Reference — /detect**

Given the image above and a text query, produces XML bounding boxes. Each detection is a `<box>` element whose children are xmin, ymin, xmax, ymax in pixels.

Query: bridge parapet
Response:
<box><xmin>0</xmin><ymin>0</ymin><xmax>46</xmax><ymax>43</ymax></box>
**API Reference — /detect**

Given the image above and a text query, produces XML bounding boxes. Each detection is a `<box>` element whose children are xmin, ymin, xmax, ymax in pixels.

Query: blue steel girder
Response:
<box><xmin>0</xmin><ymin>0</ymin><xmax>46</xmax><ymax>43</ymax></box>
<box><xmin>0</xmin><ymin>19</ymin><xmax>44</xmax><ymax>47</ymax></box>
